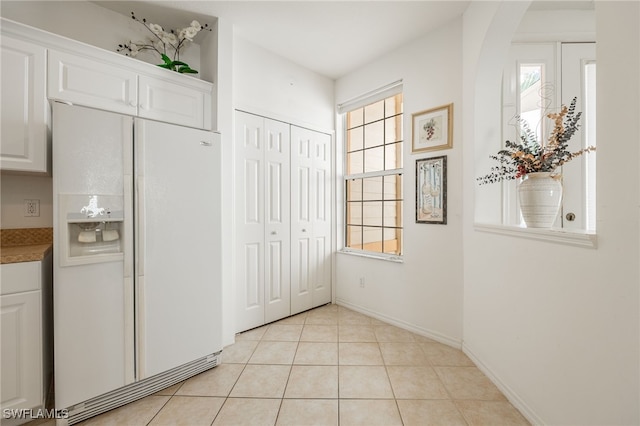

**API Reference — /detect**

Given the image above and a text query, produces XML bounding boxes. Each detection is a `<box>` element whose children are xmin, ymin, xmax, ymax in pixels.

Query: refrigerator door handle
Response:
<box><xmin>136</xmin><ymin>177</ymin><xmax>145</xmax><ymax>277</ymax></box>
<box><xmin>123</xmin><ymin>177</ymin><xmax>134</xmax><ymax>279</ymax></box>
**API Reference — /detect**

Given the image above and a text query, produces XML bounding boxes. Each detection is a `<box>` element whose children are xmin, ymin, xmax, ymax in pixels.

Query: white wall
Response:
<box><xmin>462</xmin><ymin>2</ymin><xmax>639</xmax><ymax>425</ymax></box>
<box><xmin>0</xmin><ymin>175</ymin><xmax>53</xmax><ymax>228</ymax></box>
<box><xmin>334</xmin><ymin>19</ymin><xmax>464</xmax><ymax>345</ymax></box>
<box><xmin>232</xmin><ymin>35</ymin><xmax>335</xmax><ymax>131</ymax></box>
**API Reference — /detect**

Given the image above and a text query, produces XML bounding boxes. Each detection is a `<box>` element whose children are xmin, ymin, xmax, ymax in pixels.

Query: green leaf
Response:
<box><xmin>157</xmin><ymin>63</ymin><xmax>172</xmax><ymax>69</ymax></box>
<box><xmin>178</xmin><ymin>66</ymin><xmax>198</xmax><ymax>74</ymax></box>
<box><xmin>172</xmin><ymin>60</ymin><xmax>189</xmax><ymax>66</ymax></box>
<box><xmin>160</xmin><ymin>53</ymin><xmax>173</xmax><ymax>65</ymax></box>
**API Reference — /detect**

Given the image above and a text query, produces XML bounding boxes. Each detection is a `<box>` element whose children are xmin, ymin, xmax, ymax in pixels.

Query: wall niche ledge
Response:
<box><xmin>474</xmin><ymin>223</ymin><xmax>597</xmax><ymax>248</ymax></box>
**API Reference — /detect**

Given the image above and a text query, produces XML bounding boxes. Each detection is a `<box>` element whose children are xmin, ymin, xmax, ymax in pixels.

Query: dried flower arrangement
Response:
<box><xmin>477</xmin><ymin>97</ymin><xmax>596</xmax><ymax>185</ymax></box>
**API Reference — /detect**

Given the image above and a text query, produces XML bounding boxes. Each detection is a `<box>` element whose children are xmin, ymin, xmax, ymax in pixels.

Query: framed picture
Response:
<box><xmin>411</xmin><ymin>103</ymin><xmax>453</xmax><ymax>153</ymax></box>
<box><xmin>416</xmin><ymin>156</ymin><xmax>447</xmax><ymax>224</ymax></box>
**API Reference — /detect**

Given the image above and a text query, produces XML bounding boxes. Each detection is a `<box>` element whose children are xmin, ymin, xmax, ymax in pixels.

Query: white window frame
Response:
<box><xmin>338</xmin><ymin>81</ymin><xmax>404</xmax><ymax>260</ymax></box>
<box><xmin>499</xmin><ymin>42</ymin><xmax>596</xmax><ymax>236</ymax></box>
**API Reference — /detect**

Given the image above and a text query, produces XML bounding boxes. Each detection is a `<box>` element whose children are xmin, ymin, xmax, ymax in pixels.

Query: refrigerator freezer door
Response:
<box><xmin>135</xmin><ymin>119</ymin><xmax>222</xmax><ymax>379</ymax></box>
<box><xmin>52</xmin><ymin>103</ymin><xmax>135</xmax><ymax>408</ymax></box>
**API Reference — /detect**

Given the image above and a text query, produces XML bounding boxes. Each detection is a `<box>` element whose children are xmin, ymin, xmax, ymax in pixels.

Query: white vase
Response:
<box><xmin>517</xmin><ymin>172</ymin><xmax>563</xmax><ymax>228</ymax></box>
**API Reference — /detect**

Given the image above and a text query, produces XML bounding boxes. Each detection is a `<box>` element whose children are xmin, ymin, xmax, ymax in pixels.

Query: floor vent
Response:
<box><xmin>64</xmin><ymin>351</ymin><xmax>221</xmax><ymax>425</ymax></box>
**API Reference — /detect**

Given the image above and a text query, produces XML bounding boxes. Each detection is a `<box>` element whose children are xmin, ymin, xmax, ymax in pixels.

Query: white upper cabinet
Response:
<box><xmin>0</xmin><ymin>35</ymin><xmax>49</xmax><ymax>173</ymax></box>
<box><xmin>138</xmin><ymin>75</ymin><xmax>211</xmax><ymax>130</ymax></box>
<box><xmin>48</xmin><ymin>50</ymin><xmax>138</xmax><ymax>116</ymax></box>
<box><xmin>48</xmin><ymin>50</ymin><xmax>213</xmax><ymax>129</ymax></box>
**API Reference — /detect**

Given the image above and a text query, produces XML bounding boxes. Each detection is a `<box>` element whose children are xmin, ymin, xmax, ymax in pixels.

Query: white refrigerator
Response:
<box><xmin>52</xmin><ymin>103</ymin><xmax>222</xmax><ymax>424</ymax></box>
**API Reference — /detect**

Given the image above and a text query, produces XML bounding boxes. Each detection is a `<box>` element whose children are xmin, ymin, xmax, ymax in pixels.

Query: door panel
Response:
<box><xmin>561</xmin><ymin>43</ymin><xmax>596</xmax><ymax>231</ymax></box>
<box><xmin>235</xmin><ymin>112</ymin><xmax>266</xmax><ymax>331</ymax></box>
<box><xmin>135</xmin><ymin>119</ymin><xmax>221</xmax><ymax>379</ymax></box>
<box><xmin>0</xmin><ymin>36</ymin><xmax>48</xmax><ymax>173</ymax></box>
<box><xmin>291</xmin><ymin>126</ymin><xmax>332</xmax><ymax>313</ymax></box>
<box><xmin>311</xmin><ymin>132</ymin><xmax>332</xmax><ymax>307</ymax></box>
<box><xmin>52</xmin><ymin>104</ymin><xmax>133</xmax><ymax>408</ymax></box>
<box><xmin>1</xmin><ymin>291</ymin><xmax>41</xmax><ymax>411</ymax></box>
<box><xmin>264</xmin><ymin>119</ymin><xmax>291</xmax><ymax>323</ymax></box>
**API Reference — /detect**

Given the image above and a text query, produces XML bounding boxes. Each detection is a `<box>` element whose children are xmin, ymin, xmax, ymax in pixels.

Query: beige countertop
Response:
<box><xmin>0</xmin><ymin>228</ymin><xmax>53</xmax><ymax>264</ymax></box>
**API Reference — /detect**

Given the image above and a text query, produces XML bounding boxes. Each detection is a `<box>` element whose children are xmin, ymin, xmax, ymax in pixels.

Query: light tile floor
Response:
<box><xmin>36</xmin><ymin>304</ymin><xmax>531</xmax><ymax>425</ymax></box>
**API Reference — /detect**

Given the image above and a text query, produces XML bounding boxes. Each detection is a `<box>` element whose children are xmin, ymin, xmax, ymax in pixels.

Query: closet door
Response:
<box><xmin>235</xmin><ymin>111</ymin><xmax>291</xmax><ymax>332</ymax></box>
<box><xmin>236</xmin><ymin>112</ymin><xmax>265</xmax><ymax>332</ymax></box>
<box><xmin>290</xmin><ymin>126</ymin><xmax>332</xmax><ymax>315</ymax></box>
<box><xmin>264</xmin><ymin>119</ymin><xmax>291</xmax><ymax>324</ymax></box>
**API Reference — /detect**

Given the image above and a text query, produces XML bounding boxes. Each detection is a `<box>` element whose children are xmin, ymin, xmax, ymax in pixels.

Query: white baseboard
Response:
<box><xmin>335</xmin><ymin>298</ymin><xmax>462</xmax><ymax>348</ymax></box>
<box><xmin>462</xmin><ymin>343</ymin><xmax>544</xmax><ymax>425</ymax></box>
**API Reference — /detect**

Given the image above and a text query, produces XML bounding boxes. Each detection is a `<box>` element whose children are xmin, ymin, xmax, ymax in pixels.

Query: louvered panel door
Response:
<box><xmin>291</xmin><ymin>126</ymin><xmax>332</xmax><ymax>315</ymax></box>
<box><xmin>235</xmin><ymin>111</ymin><xmax>265</xmax><ymax>332</ymax></box>
<box><xmin>264</xmin><ymin>119</ymin><xmax>291</xmax><ymax>324</ymax></box>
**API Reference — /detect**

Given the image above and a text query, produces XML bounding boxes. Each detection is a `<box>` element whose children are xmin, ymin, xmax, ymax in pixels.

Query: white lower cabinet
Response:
<box><xmin>235</xmin><ymin>111</ymin><xmax>332</xmax><ymax>333</ymax></box>
<box><xmin>0</xmin><ymin>255</ymin><xmax>53</xmax><ymax>425</ymax></box>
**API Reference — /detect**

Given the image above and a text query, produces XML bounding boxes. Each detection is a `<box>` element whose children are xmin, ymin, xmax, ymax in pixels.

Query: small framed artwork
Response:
<box><xmin>416</xmin><ymin>155</ymin><xmax>447</xmax><ymax>224</ymax></box>
<box><xmin>411</xmin><ymin>103</ymin><xmax>453</xmax><ymax>153</ymax></box>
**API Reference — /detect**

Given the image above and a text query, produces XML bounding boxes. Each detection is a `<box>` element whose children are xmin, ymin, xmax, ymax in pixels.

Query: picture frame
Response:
<box><xmin>411</xmin><ymin>103</ymin><xmax>453</xmax><ymax>153</ymax></box>
<box><xmin>416</xmin><ymin>156</ymin><xmax>447</xmax><ymax>224</ymax></box>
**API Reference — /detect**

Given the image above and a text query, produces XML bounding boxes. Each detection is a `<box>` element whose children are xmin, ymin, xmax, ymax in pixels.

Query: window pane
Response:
<box><xmin>347</xmin><ymin>179</ymin><xmax>362</xmax><ymax>201</ymax></box>
<box><xmin>347</xmin><ymin>202</ymin><xmax>362</xmax><ymax>225</ymax></box>
<box><xmin>362</xmin><ymin>226</ymin><xmax>383</xmax><ymax>253</ymax></box>
<box><xmin>383</xmin><ymin>175</ymin><xmax>402</xmax><ymax>200</ymax></box>
<box><xmin>585</xmin><ymin>61</ymin><xmax>596</xmax><ymax>231</ymax></box>
<box><xmin>364</xmin><ymin>120</ymin><xmax>384</xmax><ymax>148</ymax></box>
<box><xmin>519</xmin><ymin>64</ymin><xmax>544</xmax><ymax>143</ymax></box>
<box><xmin>385</xmin><ymin>116</ymin><xmax>402</xmax><ymax>144</ymax></box>
<box><xmin>347</xmin><ymin>225</ymin><xmax>362</xmax><ymax>249</ymax></box>
<box><xmin>385</xmin><ymin>143</ymin><xmax>402</xmax><ymax>170</ymax></box>
<box><xmin>344</xmin><ymin>91</ymin><xmax>403</xmax><ymax>257</ymax></box>
<box><xmin>364</xmin><ymin>100</ymin><xmax>384</xmax><ymax>124</ymax></box>
<box><xmin>364</xmin><ymin>146</ymin><xmax>384</xmax><ymax>173</ymax></box>
<box><xmin>362</xmin><ymin>201</ymin><xmax>382</xmax><ymax>226</ymax></box>
<box><xmin>348</xmin><ymin>126</ymin><xmax>364</xmax><ymax>152</ymax></box>
<box><xmin>347</xmin><ymin>151</ymin><xmax>364</xmax><ymax>175</ymax></box>
<box><xmin>348</xmin><ymin>108</ymin><xmax>364</xmax><ymax>128</ymax></box>
<box><xmin>383</xmin><ymin>228</ymin><xmax>401</xmax><ymax>255</ymax></box>
<box><xmin>362</xmin><ymin>177</ymin><xmax>382</xmax><ymax>201</ymax></box>
<box><xmin>385</xmin><ymin>94</ymin><xmax>403</xmax><ymax>117</ymax></box>
<box><xmin>383</xmin><ymin>200</ymin><xmax>400</xmax><ymax>227</ymax></box>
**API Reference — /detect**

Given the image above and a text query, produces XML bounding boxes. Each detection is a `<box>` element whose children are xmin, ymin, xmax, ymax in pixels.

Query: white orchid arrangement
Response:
<box><xmin>117</xmin><ymin>12</ymin><xmax>210</xmax><ymax>74</ymax></box>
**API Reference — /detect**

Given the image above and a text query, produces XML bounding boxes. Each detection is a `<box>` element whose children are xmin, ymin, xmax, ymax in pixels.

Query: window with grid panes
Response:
<box><xmin>345</xmin><ymin>93</ymin><xmax>403</xmax><ymax>256</ymax></box>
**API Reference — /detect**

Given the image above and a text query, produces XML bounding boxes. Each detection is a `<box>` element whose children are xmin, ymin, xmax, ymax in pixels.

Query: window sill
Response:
<box><xmin>474</xmin><ymin>223</ymin><xmax>597</xmax><ymax>249</ymax></box>
<box><xmin>338</xmin><ymin>249</ymin><xmax>404</xmax><ymax>263</ymax></box>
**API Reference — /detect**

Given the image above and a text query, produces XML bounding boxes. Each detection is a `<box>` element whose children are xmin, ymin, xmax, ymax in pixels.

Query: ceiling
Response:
<box><xmin>94</xmin><ymin>1</ymin><xmax>470</xmax><ymax>79</ymax></box>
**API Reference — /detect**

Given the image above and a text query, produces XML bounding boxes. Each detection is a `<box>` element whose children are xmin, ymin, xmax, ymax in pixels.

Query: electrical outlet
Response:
<box><xmin>359</xmin><ymin>277</ymin><xmax>365</xmax><ymax>288</ymax></box>
<box><xmin>24</xmin><ymin>199</ymin><xmax>40</xmax><ymax>217</ymax></box>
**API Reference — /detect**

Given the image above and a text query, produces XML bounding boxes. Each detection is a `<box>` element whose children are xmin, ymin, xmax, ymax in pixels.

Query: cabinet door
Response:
<box><xmin>1</xmin><ymin>291</ymin><xmax>42</xmax><ymax>412</ymax></box>
<box><xmin>290</xmin><ymin>126</ymin><xmax>332</xmax><ymax>315</ymax></box>
<box><xmin>138</xmin><ymin>75</ymin><xmax>211</xmax><ymax>130</ymax></box>
<box><xmin>48</xmin><ymin>50</ymin><xmax>137</xmax><ymax>115</ymax></box>
<box><xmin>0</xmin><ymin>36</ymin><xmax>48</xmax><ymax>173</ymax></box>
